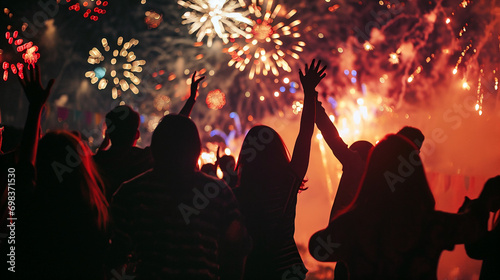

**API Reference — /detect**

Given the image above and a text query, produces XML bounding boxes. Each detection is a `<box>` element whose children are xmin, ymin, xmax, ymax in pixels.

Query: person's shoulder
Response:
<box><xmin>112</xmin><ymin>169</ymin><xmax>154</xmax><ymax>199</ymax></box>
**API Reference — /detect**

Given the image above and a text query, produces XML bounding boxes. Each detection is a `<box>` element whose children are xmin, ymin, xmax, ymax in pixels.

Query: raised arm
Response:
<box><xmin>18</xmin><ymin>65</ymin><xmax>54</xmax><ymax>166</ymax></box>
<box><xmin>179</xmin><ymin>71</ymin><xmax>205</xmax><ymax>117</ymax></box>
<box><xmin>289</xmin><ymin>59</ymin><xmax>325</xmax><ymax>180</ymax></box>
<box><xmin>316</xmin><ymin>102</ymin><xmax>355</xmax><ymax>165</ymax></box>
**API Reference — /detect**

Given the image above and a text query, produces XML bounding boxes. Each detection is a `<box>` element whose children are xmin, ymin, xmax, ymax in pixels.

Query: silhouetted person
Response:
<box><xmin>235</xmin><ymin>59</ymin><xmax>325</xmax><ymax>279</ymax></box>
<box><xmin>111</xmin><ymin>114</ymin><xmax>249</xmax><ymax>280</ymax></box>
<box><xmin>314</xmin><ymin>101</ymin><xmax>373</xmax><ymax>279</ymax></box>
<box><xmin>94</xmin><ymin>72</ymin><xmax>204</xmax><ymax>201</ymax></box>
<box><xmin>315</xmin><ymin>102</ymin><xmax>373</xmax><ymax>221</ymax></box>
<box><xmin>309</xmin><ymin>134</ymin><xmax>489</xmax><ymax>280</ymax></box>
<box><xmin>464</xmin><ymin>176</ymin><xmax>500</xmax><ymax>280</ymax></box>
<box><xmin>14</xmin><ymin>65</ymin><xmax>109</xmax><ymax>280</ymax></box>
<box><xmin>397</xmin><ymin>126</ymin><xmax>425</xmax><ymax>150</ymax></box>
<box><xmin>93</xmin><ymin>105</ymin><xmax>153</xmax><ymax>201</ymax></box>
<box><xmin>217</xmin><ymin>147</ymin><xmax>238</xmax><ymax>189</ymax></box>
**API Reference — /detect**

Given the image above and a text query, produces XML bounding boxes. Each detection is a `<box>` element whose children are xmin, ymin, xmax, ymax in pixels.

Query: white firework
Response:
<box><xmin>178</xmin><ymin>0</ymin><xmax>252</xmax><ymax>47</ymax></box>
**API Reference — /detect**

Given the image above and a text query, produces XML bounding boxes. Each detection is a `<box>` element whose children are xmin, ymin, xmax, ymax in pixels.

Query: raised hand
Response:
<box><xmin>18</xmin><ymin>64</ymin><xmax>55</xmax><ymax>108</ymax></box>
<box><xmin>190</xmin><ymin>71</ymin><xmax>206</xmax><ymax>99</ymax></box>
<box><xmin>216</xmin><ymin>146</ymin><xmax>221</xmax><ymax>167</ymax></box>
<box><xmin>179</xmin><ymin>71</ymin><xmax>206</xmax><ymax>117</ymax></box>
<box><xmin>299</xmin><ymin>59</ymin><xmax>327</xmax><ymax>92</ymax></box>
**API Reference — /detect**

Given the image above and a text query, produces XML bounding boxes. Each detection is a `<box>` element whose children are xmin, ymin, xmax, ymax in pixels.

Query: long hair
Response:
<box><xmin>36</xmin><ymin>131</ymin><xmax>109</xmax><ymax>231</ymax></box>
<box><xmin>329</xmin><ymin>134</ymin><xmax>436</xmax><ymax>260</ymax></box>
<box><xmin>236</xmin><ymin>126</ymin><xmax>291</xmax><ymax>190</ymax></box>
<box><xmin>333</xmin><ymin>134</ymin><xmax>435</xmax><ymax>228</ymax></box>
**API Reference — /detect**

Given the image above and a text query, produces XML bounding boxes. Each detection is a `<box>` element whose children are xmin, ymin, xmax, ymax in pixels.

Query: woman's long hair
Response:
<box><xmin>236</xmin><ymin>125</ymin><xmax>303</xmax><ymax>192</ymax></box>
<box><xmin>36</xmin><ymin>130</ymin><xmax>109</xmax><ymax>231</ymax></box>
<box><xmin>335</xmin><ymin>134</ymin><xmax>435</xmax><ymax>219</ymax></box>
<box><xmin>331</xmin><ymin>134</ymin><xmax>436</xmax><ymax>257</ymax></box>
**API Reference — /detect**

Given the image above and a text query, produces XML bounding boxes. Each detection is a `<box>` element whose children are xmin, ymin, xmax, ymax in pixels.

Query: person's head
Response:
<box><xmin>237</xmin><ymin>125</ymin><xmax>289</xmax><ymax>173</ymax></box>
<box><xmin>151</xmin><ymin>114</ymin><xmax>201</xmax><ymax>172</ymax></box>
<box><xmin>105</xmin><ymin>105</ymin><xmax>140</xmax><ymax>147</ymax></box>
<box><xmin>36</xmin><ymin>130</ymin><xmax>108</xmax><ymax>230</ymax></box>
<box><xmin>236</xmin><ymin>125</ymin><xmax>296</xmax><ymax>192</ymax></box>
<box><xmin>479</xmin><ymin>176</ymin><xmax>500</xmax><ymax>212</ymax></box>
<box><xmin>340</xmin><ymin>134</ymin><xmax>435</xmax><ymax>220</ymax></box>
<box><xmin>397</xmin><ymin>126</ymin><xmax>424</xmax><ymax>150</ymax></box>
<box><xmin>349</xmin><ymin>140</ymin><xmax>373</xmax><ymax>162</ymax></box>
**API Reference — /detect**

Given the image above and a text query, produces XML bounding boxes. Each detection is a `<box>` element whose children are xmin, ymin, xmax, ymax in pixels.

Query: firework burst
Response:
<box><xmin>1</xmin><ymin>8</ymin><xmax>40</xmax><ymax>81</ymax></box>
<box><xmin>65</xmin><ymin>0</ymin><xmax>108</xmax><ymax>21</ymax></box>
<box><xmin>1</xmin><ymin>30</ymin><xmax>40</xmax><ymax>81</ymax></box>
<box><xmin>206</xmin><ymin>89</ymin><xmax>226</xmax><ymax>109</ymax></box>
<box><xmin>85</xmin><ymin>37</ymin><xmax>146</xmax><ymax>99</ymax></box>
<box><xmin>225</xmin><ymin>0</ymin><xmax>305</xmax><ymax>79</ymax></box>
<box><xmin>178</xmin><ymin>0</ymin><xmax>252</xmax><ymax>47</ymax></box>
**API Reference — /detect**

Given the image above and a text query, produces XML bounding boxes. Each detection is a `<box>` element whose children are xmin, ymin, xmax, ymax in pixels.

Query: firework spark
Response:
<box><xmin>225</xmin><ymin>0</ymin><xmax>305</xmax><ymax>79</ymax></box>
<box><xmin>85</xmin><ymin>37</ymin><xmax>146</xmax><ymax>99</ymax></box>
<box><xmin>178</xmin><ymin>0</ymin><xmax>252</xmax><ymax>47</ymax></box>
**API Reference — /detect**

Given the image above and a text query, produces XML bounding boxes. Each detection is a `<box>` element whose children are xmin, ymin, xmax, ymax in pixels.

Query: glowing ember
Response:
<box><xmin>206</xmin><ymin>89</ymin><xmax>226</xmax><ymax>109</ymax></box>
<box><xmin>145</xmin><ymin>10</ymin><xmax>163</xmax><ymax>29</ymax></box>
<box><xmin>388</xmin><ymin>52</ymin><xmax>399</xmax><ymax>64</ymax></box>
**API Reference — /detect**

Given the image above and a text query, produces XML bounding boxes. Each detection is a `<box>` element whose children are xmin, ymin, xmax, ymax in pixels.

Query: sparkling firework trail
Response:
<box><xmin>225</xmin><ymin>0</ymin><xmax>305</xmax><ymax>79</ymax></box>
<box><xmin>178</xmin><ymin>0</ymin><xmax>252</xmax><ymax>47</ymax></box>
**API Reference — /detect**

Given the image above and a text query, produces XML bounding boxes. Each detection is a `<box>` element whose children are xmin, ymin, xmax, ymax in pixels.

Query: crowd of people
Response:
<box><xmin>0</xmin><ymin>60</ymin><xmax>499</xmax><ymax>280</ymax></box>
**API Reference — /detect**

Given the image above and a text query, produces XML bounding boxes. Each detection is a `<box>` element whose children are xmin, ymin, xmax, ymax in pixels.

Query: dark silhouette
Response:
<box><xmin>93</xmin><ymin>105</ymin><xmax>153</xmax><ymax>201</ymax></box>
<box><xmin>111</xmin><ymin>114</ymin><xmax>249</xmax><ymax>280</ymax></box>
<box><xmin>15</xmin><ymin>65</ymin><xmax>109</xmax><ymax>280</ymax></box>
<box><xmin>0</xmin><ymin>124</ymin><xmax>3</xmax><ymax>155</ymax></box>
<box><xmin>309</xmin><ymin>134</ymin><xmax>489</xmax><ymax>280</ymax></box>
<box><xmin>315</xmin><ymin>102</ymin><xmax>373</xmax><ymax>222</ymax></box>
<box><xmin>235</xmin><ymin>59</ymin><xmax>325</xmax><ymax>279</ymax></box>
<box><xmin>179</xmin><ymin>70</ymin><xmax>205</xmax><ymax>117</ymax></box>
<box><xmin>94</xmin><ymin>72</ymin><xmax>204</xmax><ymax>201</ymax></box>
<box><xmin>397</xmin><ymin>126</ymin><xmax>425</xmax><ymax>150</ymax></box>
<box><xmin>216</xmin><ymin>146</ymin><xmax>238</xmax><ymax>189</ymax></box>
<box><xmin>314</xmin><ymin>101</ymin><xmax>373</xmax><ymax>279</ymax></box>
<box><xmin>201</xmin><ymin>162</ymin><xmax>217</xmax><ymax>177</ymax></box>
<box><xmin>464</xmin><ymin>176</ymin><xmax>500</xmax><ymax>280</ymax></box>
